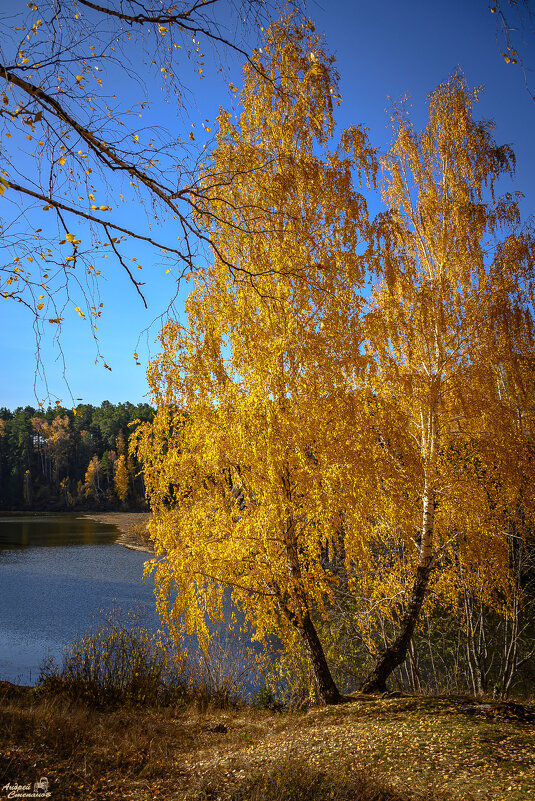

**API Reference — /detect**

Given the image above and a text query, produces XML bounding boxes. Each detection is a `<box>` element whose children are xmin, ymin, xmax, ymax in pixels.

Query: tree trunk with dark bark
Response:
<box><xmin>278</xmin><ymin>468</ymin><xmax>343</xmax><ymax>705</ymax></box>
<box><xmin>361</xmin><ymin>564</ymin><xmax>433</xmax><ymax>693</ymax></box>
<box><xmin>297</xmin><ymin>610</ymin><xmax>343</xmax><ymax>704</ymax></box>
<box><xmin>362</xmin><ymin>467</ymin><xmax>436</xmax><ymax>694</ymax></box>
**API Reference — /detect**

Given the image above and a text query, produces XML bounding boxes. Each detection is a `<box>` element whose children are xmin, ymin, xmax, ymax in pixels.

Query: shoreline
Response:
<box><xmin>77</xmin><ymin>512</ymin><xmax>154</xmax><ymax>553</ymax></box>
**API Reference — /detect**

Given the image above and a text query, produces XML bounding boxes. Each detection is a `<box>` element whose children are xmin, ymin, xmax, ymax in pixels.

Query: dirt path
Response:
<box><xmin>77</xmin><ymin>512</ymin><xmax>154</xmax><ymax>552</ymax></box>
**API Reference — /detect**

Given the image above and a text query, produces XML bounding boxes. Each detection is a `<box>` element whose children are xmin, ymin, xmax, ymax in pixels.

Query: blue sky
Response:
<box><xmin>2</xmin><ymin>0</ymin><xmax>534</xmax><ymax>410</ymax></box>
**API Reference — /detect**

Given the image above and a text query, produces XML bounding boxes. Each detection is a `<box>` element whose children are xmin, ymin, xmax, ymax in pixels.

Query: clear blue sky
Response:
<box><xmin>2</xmin><ymin>0</ymin><xmax>534</xmax><ymax>409</ymax></box>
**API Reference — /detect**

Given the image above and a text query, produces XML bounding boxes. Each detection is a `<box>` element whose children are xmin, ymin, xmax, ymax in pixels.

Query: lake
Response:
<box><xmin>0</xmin><ymin>515</ymin><xmax>157</xmax><ymax>684</ymax></box>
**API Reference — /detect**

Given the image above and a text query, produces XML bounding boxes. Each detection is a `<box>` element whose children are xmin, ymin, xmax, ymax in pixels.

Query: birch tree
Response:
<box><xmin>134</xmin><ymin>14</ymin><xmax>377</xmax><ymax>705</ymax></box>
<box><xmin>360</xmin><ymin>74</ymin><xmax>535</xmax><ymax>692</ymax></box>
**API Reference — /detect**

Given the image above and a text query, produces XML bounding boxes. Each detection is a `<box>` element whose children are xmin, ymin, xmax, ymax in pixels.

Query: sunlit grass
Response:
<box><xmin>1</xmin><ymin>685</ymin><xmax>533</xmax><ymax>800</ymax></box>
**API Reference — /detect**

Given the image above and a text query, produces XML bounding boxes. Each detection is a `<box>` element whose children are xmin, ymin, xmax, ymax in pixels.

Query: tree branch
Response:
<box><xmin>7</xmin><ymin>180</ymin><xmax>189</xmax><ymax>259</ymax></box>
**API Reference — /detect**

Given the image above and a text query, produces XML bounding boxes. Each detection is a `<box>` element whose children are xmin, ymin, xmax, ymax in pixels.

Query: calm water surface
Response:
<box><xmin>0</xmin><ymin>516</ymin><xmax>157</xmax><ymax>684</ymax></box>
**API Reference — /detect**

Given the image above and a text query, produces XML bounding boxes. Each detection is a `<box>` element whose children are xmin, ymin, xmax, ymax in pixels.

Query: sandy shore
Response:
<box><xmin>78</xmin><ymin>512</ymin><xmax>154</xmax><ymax>553</ymax></box>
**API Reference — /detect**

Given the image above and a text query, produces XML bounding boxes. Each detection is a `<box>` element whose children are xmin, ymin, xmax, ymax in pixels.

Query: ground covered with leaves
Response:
<box><xmin>1</xmin><ymin>685</ymin><xmax>534</xmax><ymax>801</ymax></box>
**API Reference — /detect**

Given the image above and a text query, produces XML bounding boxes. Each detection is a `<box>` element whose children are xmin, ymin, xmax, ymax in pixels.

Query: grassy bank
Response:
<box><xmin>1</xmin><ymin>684</ymin><xmax>533</xmax><ymax>801</ymax></box>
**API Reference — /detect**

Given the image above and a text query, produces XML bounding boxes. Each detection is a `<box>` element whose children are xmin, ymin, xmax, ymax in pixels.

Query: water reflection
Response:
<box><xmin>0</xmin><ymin>516</ymin><xmax>117</xmax><ymax>549</ymax></box>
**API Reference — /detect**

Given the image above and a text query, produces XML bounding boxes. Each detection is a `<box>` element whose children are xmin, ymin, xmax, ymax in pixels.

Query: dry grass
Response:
<box><xmin>1</xmin><ymin>686</ymin><xmax>534</xmax><ymax>801</ymax></box>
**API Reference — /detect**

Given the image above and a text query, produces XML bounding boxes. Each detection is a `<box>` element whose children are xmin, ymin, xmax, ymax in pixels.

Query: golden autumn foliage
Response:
<box><xmin>135</xmin><ymin>22</ymin><xmax>535</xmax><ymax>702</ymax></box>
<box><xmin>31</xmin><ymin>414</ymin><xmax>72</xmax><ymax>486</ymax></box>
<box><xmin>114</xmin><ymin>454</ymin><xmax>129</xmax><ymax>504</ymax></box>
<box><xmin>133</xmin><ymin>15</ymin><xmax>381</xmax><ymax>704</ymax></box>
<box><xmin>84</xmin><ymin>454</ymin><xmax>102</xmax><ymax>501</ymax></box>
<box><xmin>361</xmin><ymin>74</ymin><xmax>535</xmax><ymax>691</ymax></box>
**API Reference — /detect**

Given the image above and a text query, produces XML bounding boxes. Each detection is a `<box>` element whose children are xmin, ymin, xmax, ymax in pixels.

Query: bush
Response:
<box><xmin>188</xmin><ymin>628</ymin><xmax>264</xmax><ymax>710</ymax></box>
<box><xmin>39</xmin><ymin>610</ymin><xmax>189</xmax><ymax>708</ymax></box>
<box><xmin>39</xmin><ymin>610</ymin><xmax>266</xmax><ymax>710</ymax></box>
<box><xmin>254</xmin><ymin>686</ymin><xmax>284</xmax><ymax>711</ymax></box>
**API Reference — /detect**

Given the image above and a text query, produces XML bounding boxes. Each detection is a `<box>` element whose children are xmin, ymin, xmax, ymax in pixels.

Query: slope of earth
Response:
<box><xmin>0</xmin><ymin>688</ymin><xmax>533</xmax><ymax>800</ymax></box>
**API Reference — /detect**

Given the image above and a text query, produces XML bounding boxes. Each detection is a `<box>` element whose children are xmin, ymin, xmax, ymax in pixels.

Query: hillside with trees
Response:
<box><xmin>0</xmin><ymin>401</ymin><xmax>153</xmax><ymax>511</ymax></box>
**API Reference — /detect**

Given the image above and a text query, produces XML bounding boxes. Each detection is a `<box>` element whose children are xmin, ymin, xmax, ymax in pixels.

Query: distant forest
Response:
<box><xmin>0</xmin><ymin>402</ymin><xmax>154</xmax><ymax>510</ymax></box>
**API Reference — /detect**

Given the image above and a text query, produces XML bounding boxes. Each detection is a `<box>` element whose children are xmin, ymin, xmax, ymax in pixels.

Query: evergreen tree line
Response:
<box><xmin>0</xmin><ymin>401</ymin><xmax>154</xmax><ymax>510</ymax></box>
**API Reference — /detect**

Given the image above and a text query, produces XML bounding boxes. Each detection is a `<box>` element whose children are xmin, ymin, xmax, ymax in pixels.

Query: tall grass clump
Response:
<box><xmin>189</xmin><ymin>628</ymin><xmax>267</xmax><ymax>709</ymax></box>
<box><xmin>39</xmin><ymin>609</ymin><xmax>189</xmax><ymax>708</ymax></box>
<box><xmin>229</xmin><ymin>758</ymin><xmax>430</xmax><ymax>801</ymax></box>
